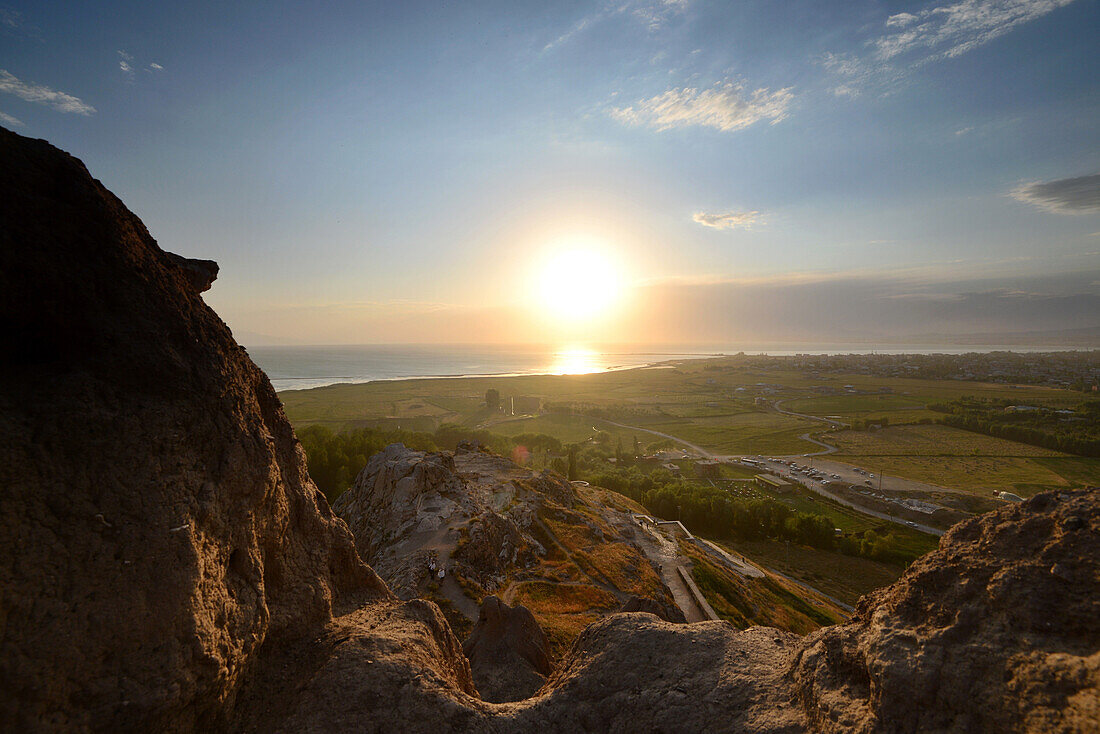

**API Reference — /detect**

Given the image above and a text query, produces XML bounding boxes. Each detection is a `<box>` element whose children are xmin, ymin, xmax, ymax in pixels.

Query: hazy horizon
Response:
<box><xmin>3</xmin><ymin>0</ymin><xmax>1098</xmax><ymax>346</ymax></box>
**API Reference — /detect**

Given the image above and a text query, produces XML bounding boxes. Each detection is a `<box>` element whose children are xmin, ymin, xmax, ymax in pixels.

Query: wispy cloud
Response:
<box><xmin>118</xmin><ymin>50</ymin><xmax>134</xmax><ymax>80</ymax></box>
<box><xmin>0</xmin><ymin>110</ymin><xmax>23</xmax><ymax>126</ymax></box>
<box><xmin>611</xmin><ymin>81</ymin><xmax>793</xmax><ymax>132</ymax></box>
<box><xmin>0</xmin><ymin>6</ymin><xmax>40</xmax><ymax>39</ymax></box>
<box><xmin>544</xmin><ymin>0</ymin><xmax>690</xmax><ymax>52</ymax></box>
<box><xmin>872</xmin><ymin>0</ymin><xmax>1077</xmax><ymax>62</ymax></box>
<box><xmin>693</xmin><ymin>210</ymin><xmax>761</xmax><ymax>230</ymax></box>
<box><xmin>1012</xmin><ymin>174</ymin><xmax>1100</xmax><ymax>214</ymax></box>
<box><xmin>0</xmin><ymin>69</ymin><xmax>95</xmax><ymax>115</ymax></box>
<box><xmin>823</xmin><ymin>0</ymin><xmax>1076</xmax><ymax>97</ymax></box>
<box><xmin>149</xmin><ymin>62</ymin><xmax>164</xmax><ymax>71</ymax></box>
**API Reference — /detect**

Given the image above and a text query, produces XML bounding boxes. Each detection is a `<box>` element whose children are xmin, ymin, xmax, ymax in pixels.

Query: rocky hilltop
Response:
<box><xmin>1</xmin><ymin>126</ymin><xmax>1097</xmax><ymax>732</ymax></box>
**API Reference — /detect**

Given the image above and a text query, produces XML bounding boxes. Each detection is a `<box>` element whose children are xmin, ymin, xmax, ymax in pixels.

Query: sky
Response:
<box><xmin>2</xmin><ymin>0</ymin><xmax>1099</xmax><ymax>346</ymax></box>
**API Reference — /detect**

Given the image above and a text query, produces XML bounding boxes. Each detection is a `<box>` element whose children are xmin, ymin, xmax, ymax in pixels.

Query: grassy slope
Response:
<box><xmin>681</xmin><ymin>543</ymin><xmax>847</xmax><ymax>632</ymax></box>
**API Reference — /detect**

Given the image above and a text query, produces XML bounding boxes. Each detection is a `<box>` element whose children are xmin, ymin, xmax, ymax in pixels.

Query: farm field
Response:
<box><xmin>829</xmin><ymin>424</ymin><xmax>1066</xmax><ymax>457</ymax></box>
<box><xmin>841</xmin><ymin>455</ymin><xmax>1100</xmax><ymax>497</ymax></box>
<box><xmin>279</xmin><ymin>355</ymin><xmax>1095</xmax><ymax>498</ymax></box>
<box><xmin>823</xmin><ymin>423</ymin><xmax>1100</xmax><ymax>497</ymax></box>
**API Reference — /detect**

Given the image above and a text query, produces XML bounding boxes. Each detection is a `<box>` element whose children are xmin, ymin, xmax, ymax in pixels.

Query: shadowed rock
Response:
<box><xmin>619</xmin><ymin>595</ymin><xmax>686</xmax><ymax>623</ymax></box>
<box><xmin>462</xmin><ymin>596</ymin><xmax>553</xmax><ymax>702</ymax></box>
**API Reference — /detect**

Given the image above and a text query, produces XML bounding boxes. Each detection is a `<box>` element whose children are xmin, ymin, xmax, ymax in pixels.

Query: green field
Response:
<box><xmin>825</xmin><ymin>423</ymin><xmax>1099</xmax><ymax>496</ymax></box>
<box><xmin>278</xmin><ymin>356</ymin><xmax>1095</xmax><ymax>498</ymax></box>
<box><xmin>830</xmin><ymin>424</ymin><xmax>1065</xmax><ymax>457</ymax></box>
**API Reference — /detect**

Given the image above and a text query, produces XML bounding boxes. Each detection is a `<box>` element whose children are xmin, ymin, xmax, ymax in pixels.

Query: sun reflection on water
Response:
<box><xmin>548</xmin><ymin>348</ymin><xmax>601</xmax><ymax>375</ymax></box>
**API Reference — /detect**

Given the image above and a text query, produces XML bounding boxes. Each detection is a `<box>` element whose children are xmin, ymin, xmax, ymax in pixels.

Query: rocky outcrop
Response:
<box><xmin>334</xmin><ymin>444</ymin><xmax>467</xmax><ymax>563</ymax></box>
<box><xmin>462</xmin><ymin>596</ymin><xmax>553</xmax><ymax>702</ymax></box>
<box><xmin>618</xmin><ymin>595</ymin><xmax>686</xmax><ymax>623</ymax></box>
<box><xmin>790</xmin><ymin>488</ymin><xmax>1100</xmax><ymax>733</ymax></box>
<box><xmin>0</xmin><ymin>126</ymin><xmax>471</xmax><ymax>732</ymax></box>
<box><xmin>3</xmin><ymin>126</ymin><xmax>1098</xmax><ymax>733</ymax></box>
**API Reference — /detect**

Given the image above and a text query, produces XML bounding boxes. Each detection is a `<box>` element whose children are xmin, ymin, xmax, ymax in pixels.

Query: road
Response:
<box><xmin>594</xmin><ymin>416</ymin><xmax>943</xmax><ymax>536</ymax></box>
<box><xmin>593</xmin><ymin>418</ymin><xmax>725</xmax><ymax>460</ymax></box>
<box><xmin>756</xmin><ymin>457</ymin><xmax>944</xmax><ymax>536</ymax></box>
<box><xmin>772</xmin><ymin>400</ymin><xmax>847</xmax><ymax>430</ymax></box>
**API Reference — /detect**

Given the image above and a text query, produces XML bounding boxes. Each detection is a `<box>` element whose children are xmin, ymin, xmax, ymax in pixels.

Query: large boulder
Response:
<box><xmin>333</xmin><ymin>444</ymin><xmax>466</xmax><ymax>562</ymax></box>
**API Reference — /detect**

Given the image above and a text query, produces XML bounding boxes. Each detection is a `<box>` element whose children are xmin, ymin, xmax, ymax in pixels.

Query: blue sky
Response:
<box><xmin>2</xmin><ymin>0</ymin><xmax>1098</xmax><ymax>344</ymax></box>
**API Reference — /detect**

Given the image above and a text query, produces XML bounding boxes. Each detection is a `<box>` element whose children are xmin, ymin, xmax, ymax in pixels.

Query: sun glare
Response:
<box><xmin>536</xmin><ymin>246</ymin><xmax>623</xmax><ymax>322</ymax></box>
<box><xmin>549</xmin><ymin>348</ymin><xmax>600</xmax><ymax>375</ymax></box>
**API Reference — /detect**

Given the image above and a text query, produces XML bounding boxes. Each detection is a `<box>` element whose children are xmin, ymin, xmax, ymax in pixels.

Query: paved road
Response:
<box><xmin>590</xmin><ymin>417</ymin><xmax>944</xmax><ymax>536</ymax></box>
<box><xmin>594</xmin><ymin>418</ymin><xmax>724</xmax><ymax>460</ymax></box>
<box><xmin>773</xmin><ymin>400</ymin><xmax>848</xmax><ymax>430</ymax></box>
<box><xmin>756</xmin><ymin>457</ymin><xmax>944</xmax><ymax>537</ymax></box>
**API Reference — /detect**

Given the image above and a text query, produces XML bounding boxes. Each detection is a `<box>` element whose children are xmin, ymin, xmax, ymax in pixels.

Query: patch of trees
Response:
<box><xmin>298</xmin><ymin>425</ymin><xmax>438</xmax><ymax>502</ymax></box>
<box><xmin>929</xmin><ymin>397</ymin><xmax>1100</xmax><ymax>457</ymax></box>
<box><xmin>587</xmin><ymin>466</ymin><xmax>921</xmax><ymax>566</ymax></box>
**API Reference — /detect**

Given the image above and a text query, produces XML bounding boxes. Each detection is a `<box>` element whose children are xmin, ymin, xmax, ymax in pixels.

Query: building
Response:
<box><xmin>755</xmin><ymin>474</ymin><xmax>792</xmax><ymax>493</ymax></box>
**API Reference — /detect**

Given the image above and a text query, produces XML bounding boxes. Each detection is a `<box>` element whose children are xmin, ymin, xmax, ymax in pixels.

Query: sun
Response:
<box><xmin>536</xmin><ymin>246</ymin><xmax>623</xmax><ymax>321</ymax></box>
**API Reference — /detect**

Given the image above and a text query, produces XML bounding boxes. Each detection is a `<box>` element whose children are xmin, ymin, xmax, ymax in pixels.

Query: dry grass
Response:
<box><xmin>832</xmin><ymin>424</ymin><xmax>1064</xmax><ymax>457</ymax></box>
<box><xmin>681</xmin><ymin>544</ymin><xmax>846</xmax><ymax>633</ymax></box>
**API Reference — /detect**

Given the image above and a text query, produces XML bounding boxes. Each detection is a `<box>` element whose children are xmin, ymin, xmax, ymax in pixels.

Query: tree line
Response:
<box><xmin>929</xmin><ymin>398</ymin><xmax>1100</xmax><ymax>457</ymax></box>
<box><xmin>587</xmin><ymin>467</ymin><xmax>921</xmax><ymax>566</ymax></box>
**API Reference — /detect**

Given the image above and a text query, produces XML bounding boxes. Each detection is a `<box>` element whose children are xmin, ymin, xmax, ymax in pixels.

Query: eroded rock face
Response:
<box><xmin>334</xmin><ymin>444</ymin><xmax>467</xmax><ymax>563</ymax></box>
<box><xmin>790</xmin><ymin>489</ymin><xmax>1100</xmax><ymax>733</ymax></box>
<box><xmin>462</xmin><ymin>596</ymin><xmax>553</xmax><ymax>703</ymax></box>
<box><xmin>0</xmin><ymin>127</ymin><xmax>455</xmax><ymax>732</ymax></box>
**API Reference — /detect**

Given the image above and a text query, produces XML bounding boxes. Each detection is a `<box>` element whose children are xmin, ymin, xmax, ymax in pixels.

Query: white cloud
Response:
<box><xmin>693</xmin><ymin>210</ymin><xmax>762</xmax><ymax>230</ymax></box>
<box><xmin>0</xmin><ymin>110</ymin><xmax>23</xmax><ymax>127</ymax></box>
<box><xmin>149</xmin><ymin>62</ymin><xmax>164</xmax><ymax>71</ymax></box>
<box><xmin>872</xmin><ymin>0</ymin><xmax>1077</xmax><ymax>62</ymax></box>
<box><xmin>118</xmin><ymin>50</ymin><xmax>135</xmax><ymax>80</ymax></box>
<box><xmin>886</xmin><ymin>12</ymin><xmax>919</xmax><ymax>27</ymax></box>
<box><xmin>823</xmin><ymin>1</ymin><xmax>1076</xmax><ymax>97</ymax></box>
<box><xmin>0</xmin><ymin>69</ymin><xmax>95</xmax><ymax>115</ymax></box>
<box><xmin>1012</xmin><ymin>174</ymin><xmax>1100</xmax><ymax>214</ymax></box>
<box><xmin>611</xmin><ymin>82</ymin><xmax>793</xmax><ymax>132</ymax></box>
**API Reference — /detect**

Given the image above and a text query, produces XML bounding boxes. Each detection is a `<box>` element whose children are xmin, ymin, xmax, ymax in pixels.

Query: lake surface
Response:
<box><xmin>247</xmin><ymin>343</ymin><xmax>1081</xmax><ymax>392</ymax></box>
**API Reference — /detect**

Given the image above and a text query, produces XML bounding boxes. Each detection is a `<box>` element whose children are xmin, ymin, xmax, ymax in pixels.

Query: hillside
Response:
<box><xmin>330</xmin><ymin>441</ymin><xmax>845</xmax><ymax>697</ymax></box>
